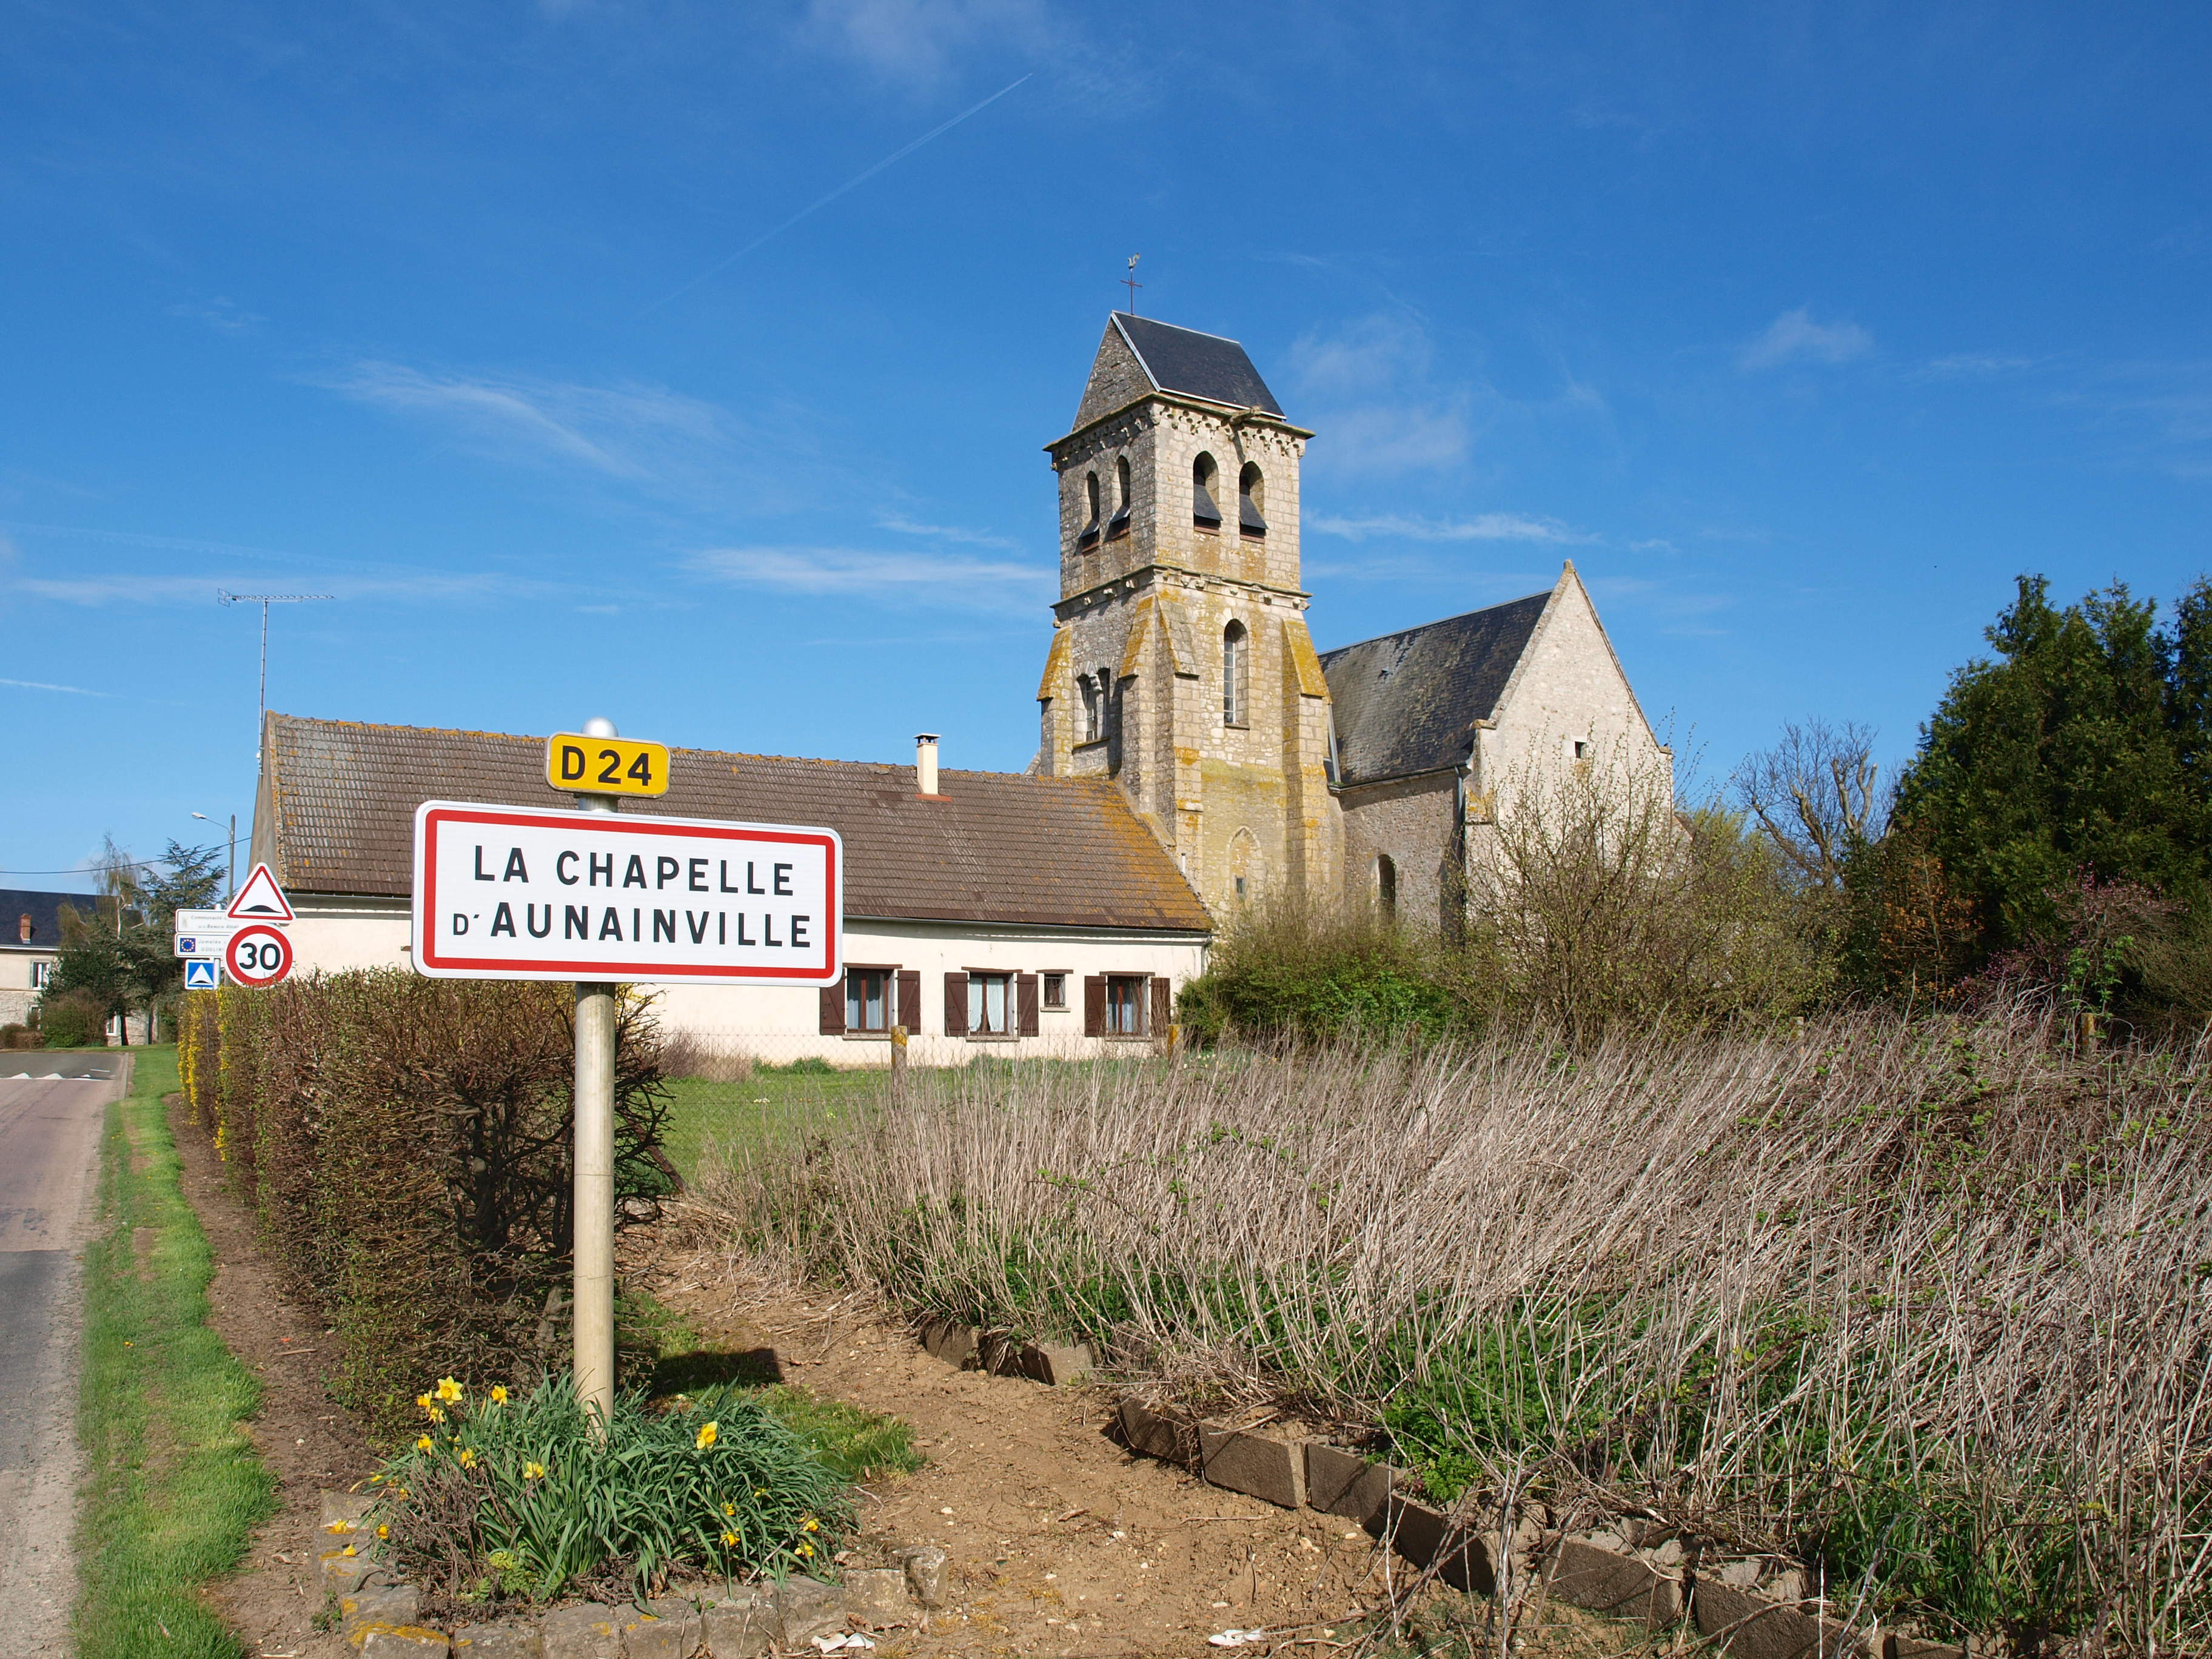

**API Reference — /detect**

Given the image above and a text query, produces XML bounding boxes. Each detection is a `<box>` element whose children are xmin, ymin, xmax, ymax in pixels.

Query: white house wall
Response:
<box><xmin>275</xmin><ymin>899</ymin><xmax>1205</xmax><ymax>1067</ymax></box>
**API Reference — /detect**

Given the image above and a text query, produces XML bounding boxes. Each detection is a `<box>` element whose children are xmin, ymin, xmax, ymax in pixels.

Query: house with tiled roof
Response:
<box><xmin>251</xmin><ymin>716</ymin><xmax>1210</xmax><ymax>1061</ymax></box>
<box><xmin>252</xmin><ymin>312</ymin><xmax>1667</xmax><ymax>1061</ymax></box>
<box><xmin>0</xmin><ymin>888</ymin><xmax>79</xmax><ymax>1028</ymax></box>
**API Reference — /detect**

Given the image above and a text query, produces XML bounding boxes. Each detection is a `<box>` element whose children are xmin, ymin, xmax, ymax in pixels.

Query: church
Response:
<box><xmin>1033</xmin><ymin>312</ymin><xmax>1671</xmax><ymax>937</ymax></box>
<box><xmin>249</xmin><ymin>313</ymin><xmax>1668</xmax><ymax>1061</ymax></box>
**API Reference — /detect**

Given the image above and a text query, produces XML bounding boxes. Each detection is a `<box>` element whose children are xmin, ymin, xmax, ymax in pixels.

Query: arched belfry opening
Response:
<box><xmin>1376</xmin><ymin>854</ymin><xmax>1398</xmax><ymax>920</ymax></box>
<box><xmin>1238</xmin><ymin>463</ymin><xmax>1267</xmax><ymax>538</ymax></box>
<box><xmin>1108</xmin><ymin>457</ymin><xmax>1131</xmax><ymax>539</ymax></box>
<box><xmin>1193</xmin><ymin>453</ymin><xmax>1221</xmax><ymax>529</ymax></box>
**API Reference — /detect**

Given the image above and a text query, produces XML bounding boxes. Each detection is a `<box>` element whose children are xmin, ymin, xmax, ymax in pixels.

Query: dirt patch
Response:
<box><xmin>642</xmin><ymin>1238</ymin><xmax>1654</xmax><ymax>1658</ymax></box>
<box><xmin>167</xmin><ymin>1093</ymin><xmax>379</xmax><ymax>1659</ymax></box>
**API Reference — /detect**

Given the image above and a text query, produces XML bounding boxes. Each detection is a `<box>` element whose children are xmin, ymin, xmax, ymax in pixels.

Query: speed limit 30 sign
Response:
<box><xmin>224</xmin><ymin>924</ymin><xmax>294</xmax><ymax>987</ymax></box>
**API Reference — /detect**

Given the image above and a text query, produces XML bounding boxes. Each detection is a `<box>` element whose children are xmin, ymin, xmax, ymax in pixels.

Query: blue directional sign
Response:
<box><xmin>183</xmin><ymin>958</ymin><xmax>221</xmax><ymax>990</ymax></box>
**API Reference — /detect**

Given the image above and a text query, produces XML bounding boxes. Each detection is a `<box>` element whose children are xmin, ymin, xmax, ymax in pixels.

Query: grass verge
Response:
<box><xmin>76</xmin><ymin>1046</ymin><xmax>276</xmax><ymax>1659</ymax></box>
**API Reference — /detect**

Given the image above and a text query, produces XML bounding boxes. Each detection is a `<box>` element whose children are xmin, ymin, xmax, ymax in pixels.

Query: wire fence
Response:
<box><xmin>655</xmin><ymin>1027</ymin><xmax>1172</xmax><ymax>1078</ymax></box>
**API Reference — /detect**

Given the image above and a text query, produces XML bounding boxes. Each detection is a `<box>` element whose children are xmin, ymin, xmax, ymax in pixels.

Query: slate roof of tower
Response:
<box><xmin>1319</xmin><ymin>592</ymin><xmax>1552</xmax><ymax>786</ymax></box>
<box><xmin>253</xmin><ymin>714</ymin><xmax>1212</xmax><ymax>934</ymax></box>
<box><xmin>1111</xmin><ymin>314</ymin><xmax>1284</xmax><ymax>415</ymax></box>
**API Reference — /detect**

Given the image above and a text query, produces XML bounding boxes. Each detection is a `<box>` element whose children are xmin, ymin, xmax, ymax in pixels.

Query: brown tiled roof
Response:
<box><xmin>259</xmin><ymin>714</ymin><xmax>1211</xmax><ymax>934</ymax></box>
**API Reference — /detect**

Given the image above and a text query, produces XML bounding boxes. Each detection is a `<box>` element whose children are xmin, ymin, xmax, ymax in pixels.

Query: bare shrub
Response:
<box><xmin>694</xmin><ymin>1012</ymin><xmax>2212</xmax><ymax>1650</ymax></box>
<box><xmin>657</xmin><ymin>1028</ymin><xmax>757</xmax><ymax>1082</ymax></box>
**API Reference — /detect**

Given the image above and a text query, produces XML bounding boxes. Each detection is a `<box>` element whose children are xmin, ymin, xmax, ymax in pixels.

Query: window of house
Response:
<box><xmin>1223</xmin><ymin>621</ymin><xmax>1248</xmax><ymax>726</ymax></box>
<box><xmin>1106</xmin><ymin>974</ymin><xmax>1148</xmax><ymax>1036</ymax></box>
<box><xmin>1107</xmin><ymin>457</ymin><xmax>1131</xmax><ymax>539</ymax></box>
<box><xmin>1238</xmin><ymin>463</ymin><xmax>1267</xmax><ymax>537</ymax></box>
<box><xmin>968</xmin><ymin>971</ymin><xmax>1013</xmax><ymax>1036</ymax></box>
<box><xmin>846</xmin><ymin>967</ymin><xmax>893</xmax><ymax>1033</ymax></box>
<box><xmin>1193</xmin><ymin>453</ymin><xmax>1221</xmax><ymax>528</ymax></box>
<box><xmin>1572</xmin><ymin>739</ymin><xmax>1590</xmax><ymax>761</ymax></box>
<box><xmin>32</xmin><ymin>960</ymin><xmax>53</xmax><ymax>990</ymax></box>
<box><xmin>1079</xmin><ymin>472</ymin><xmax>1101</xmax><ymax>548</ymax></box>
<box><xmin>1042</xmin><ymin>972</ymin><xmax>1068</xmax><ymax>1009</ymax></box>
<box><xmin>1376</xmin><ymin>854</ymin><xmax>1398</xmax><ymax>920</ymax></box>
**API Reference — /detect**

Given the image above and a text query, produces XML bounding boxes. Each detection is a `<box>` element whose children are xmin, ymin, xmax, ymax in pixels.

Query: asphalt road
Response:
<box><xmin>0</xmin><ymin>1057</ymin><xmax>126</xmax><ymax>1656</ymax></box>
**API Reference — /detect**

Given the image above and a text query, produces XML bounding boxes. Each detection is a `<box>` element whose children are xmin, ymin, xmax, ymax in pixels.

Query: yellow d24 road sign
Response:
<box><xmin>546</xmin><ymin>732</ymin><xmax>671</xmax><ymax>797</ymax></box>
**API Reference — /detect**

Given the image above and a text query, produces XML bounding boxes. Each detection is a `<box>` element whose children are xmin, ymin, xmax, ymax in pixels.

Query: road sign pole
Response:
<box><xmin>572</xmin><ymin>719</ymin><xmax>620</xmax><ymax>1435</ymax></box>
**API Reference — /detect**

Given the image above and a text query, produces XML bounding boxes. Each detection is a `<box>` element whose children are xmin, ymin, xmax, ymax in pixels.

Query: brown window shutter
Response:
<box><xmin>1083</xmin><ymin>975</ymin><xmax>1105</xmax><ymax>1037</ymax></box>
<box><xmin>897</xmin><ymin>970</ymin><xmax>920</xmax><ymax>1032</ymax></box>
<box><xmin>1017</xmin><ymin>973</ymin><xmax>1039</xmax><ymax>1036</ymax></box>
<box><xmin>1150</xmin><ymin>975</ymin><xmax>1171</xmax><ymax>1036</ymax></box>
<box><xmin>819</xmin><ymin>979</ymin><xmax>845</xmax><ymax>1036</ymax></box>
<box><xmin>945</xmin><ymin>972</ymin><xmax>967</xmax><ymax>1037</ymax></box>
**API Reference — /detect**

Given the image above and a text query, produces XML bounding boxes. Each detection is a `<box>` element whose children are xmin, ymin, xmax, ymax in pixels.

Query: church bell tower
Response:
<box><xmin>1034</xmin><ymin>313</ymin><xmax>1342</xmax><ymax>917</ymax></box>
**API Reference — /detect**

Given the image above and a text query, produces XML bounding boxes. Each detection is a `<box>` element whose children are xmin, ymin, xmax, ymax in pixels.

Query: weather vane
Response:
<box><xmin>1123</xmin><ymin>254</ymin><xmax>1141</xmax><ymax>315</ymax></box>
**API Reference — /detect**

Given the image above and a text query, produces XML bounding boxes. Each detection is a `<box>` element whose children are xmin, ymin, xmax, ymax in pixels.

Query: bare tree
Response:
<box><xmin>1732</xmin><ymin>719</ymin><xmax>1888</xmax><ymax>891</ymax></box>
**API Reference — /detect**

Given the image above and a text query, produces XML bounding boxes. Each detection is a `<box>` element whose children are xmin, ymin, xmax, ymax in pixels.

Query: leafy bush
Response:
<box><xmin>176</xmin><ymin>972</ymin><xmax>671</xmax><ymax>1434</ymax></box>
<box><xmin>36</xmin><ymin>987</ymin><xmax>109</xmax><ymax>1047</ymax></box>
<box><xmin>374</xmin><ymin>1372</ymin><xmax>854</xmax><ymax>1610</ymax></box>
<box><xmin>1178</xmin><ymin>899</ymin><xmax>1460</xmax><ymax>1044</ymax></box>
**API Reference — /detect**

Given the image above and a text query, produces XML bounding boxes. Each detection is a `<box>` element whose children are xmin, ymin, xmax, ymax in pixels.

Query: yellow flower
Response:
<box><xmin>753</xmin><ymin>1489</ymin><xmax>767</xmax><ymax>1498</ymax></box>
<box><xmin>695</xmin><ymin>1422</ymin><xmax>719</xmax><ymax>1450</ymax></box>
<box><xmin>721</xmin><ymin>1530</ymin><xmax>739</xmax><ymax>1547</ymax></box>
<box><xmin>796</xmin><ymin>1542</ymin><xmax>814</xmax><ymax>1558</ymax></box>
<box><xmin>524</xmin><ymin>1461</ymin><xmax>546</xmax><ymax>1482</ymax></box>
<box><xmin>489</xmin><ymin>1386</ymin><xmax>509</xmax><ymax>1405</ymax></box>
<box><xmin>415</xmin><ymin>1435</ymin><xmax>434</xmax><ymax>1452</ymax></box>
<box><xmin>427</xmin><ymin>1406</ymin><xmax>446</xmax><ymax>1423</ymax></box>
<box><xmin>377</xmin><ymin>1525</ymin><xmax>390</xmax><ymax>1539</ymax></box>
<box><xmin>457</xmin><ymin>1447</ymin><xmax>477</xmax><ymax>1469</ymax></box>
<box><xmin>341</xmin><ymin>1545</ymin><xmax>357</xmax><ymax>1557</ymax></box>
<box><xmin>722</xmin><ymin>1503</ymin><xmax>735</xmax><ymax>1517</ymax></box>
<box><xmin>417</xmin><ymin>1393</ymin><xmax>435</xmax><ymax>1414</ymax></box>
<box><xmin>801</xmin><ymin>1517</ymin><xmax>819</xmax><ymax>1533</ymax></box>
<box><xmin>435</xmin><ymin>1377</ymin><xmax>464</xmax><ymax>1404</ymax></box>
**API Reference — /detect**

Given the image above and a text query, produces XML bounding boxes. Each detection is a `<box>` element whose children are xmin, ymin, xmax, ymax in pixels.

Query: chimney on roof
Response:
<box><xmin>18</xmin><ymin>914</ymin><xmax>29</xmax><ymax>944</ymax></box>
<box><xmin>916</xmin><ymin>733</ymin><xmax>941</xmax><ymax>797</ymax></box>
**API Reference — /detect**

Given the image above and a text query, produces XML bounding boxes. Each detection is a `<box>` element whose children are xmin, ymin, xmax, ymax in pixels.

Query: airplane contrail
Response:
<box><xmin>638</xmin><ymin>73</ymin><xmax>1033</xmax><ymax>317</ymax></box>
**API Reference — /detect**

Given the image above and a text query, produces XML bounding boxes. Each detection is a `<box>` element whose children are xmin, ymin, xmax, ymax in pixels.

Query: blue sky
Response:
<box><xmin>5</xmin><ymin>2</ymin><xmax>2210</xmax><ymax>890</ymax></box>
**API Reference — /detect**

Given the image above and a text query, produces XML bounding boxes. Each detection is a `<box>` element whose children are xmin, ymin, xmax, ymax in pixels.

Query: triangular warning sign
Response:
<box><xmin>227</xmin><ymin>863</ymin><xmax>294</xmax><ymax>923</ymax></box>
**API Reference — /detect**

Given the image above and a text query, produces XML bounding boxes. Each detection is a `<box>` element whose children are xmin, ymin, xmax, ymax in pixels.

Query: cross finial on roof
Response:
<box><xmin>1122</xmin><ymin>253</ymin><xmax>1141</xmax><ymax>315</ymax></box>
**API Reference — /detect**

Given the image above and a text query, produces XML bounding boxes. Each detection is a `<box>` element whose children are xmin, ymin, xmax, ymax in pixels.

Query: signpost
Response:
<box><xmin>173</xmin><ymin>908</ymin><xmax>237</xmax><ymax>957</ymax></box>
<box><xmin>183</xmin><ymin>958</ymin><xmax>221</xmax><ymax>990</ymax></box>
<box><xmin>409</xmin><ymin>723</ymin><xmax>842</xmax><ymax>1430</ymax></box>
<box><xmin>224</xmin><ymin>923</ymin><xmax>293</xmax><ymax>987</ymax></box>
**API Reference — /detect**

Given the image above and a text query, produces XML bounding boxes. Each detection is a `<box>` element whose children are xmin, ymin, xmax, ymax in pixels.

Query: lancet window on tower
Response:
<box><xmin>1238</xmin><ymin>464</ymin><xmax>1267</xmax><ymax>538</ymax></box>
<box><xmin>1079</xmin><ymin>472</ymin><xmax>1101</xmax><ymax>549</ymax></box>
<box><xmin>1107</xmin><ymin>457</ymin><xmax>1131</xmax><ymax>540</ymax></box>
<box><xmin>1080</xmin><ymin>674</ymin><xmax>1102</xmax><ymax>742</ymax></box>
<box><xmin>1222</xmin><ymin>621</ymin><xmax>1248</xmax><ymax>727</ymax></box>
<box><xmin>1193</xmin><ymin>453</ymin><xmax>1221</xmax><ymax>528</ymax></box>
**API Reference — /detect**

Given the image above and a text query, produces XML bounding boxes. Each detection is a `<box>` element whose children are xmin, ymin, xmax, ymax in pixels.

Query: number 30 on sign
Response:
<box><xmin>546</xmin><ymin>732</ymin><xmax>671</xmax><ymax>797</ymax></box>
<box><xmin>224</xmin><ymin>923</ymin><xmax>293</xmax><ymax>987</ymax></box>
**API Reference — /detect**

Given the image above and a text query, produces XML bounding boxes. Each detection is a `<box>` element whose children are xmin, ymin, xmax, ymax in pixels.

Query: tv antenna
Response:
<box><xmin>218</xmin><ymin>590</ymin><xmax>333</xmax><ymax>766</ymax></box>
<box><xmin>1122</xmin><ymin>253</ymin><xmax>1142</xmax><ymax>315</ymax></box>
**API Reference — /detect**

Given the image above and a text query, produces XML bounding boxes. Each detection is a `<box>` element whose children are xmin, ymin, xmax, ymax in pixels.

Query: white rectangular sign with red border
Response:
<box><xmin>410</xmin><ymin>801</ymin><xmax>842</xmax><ymax>986</ymax></box>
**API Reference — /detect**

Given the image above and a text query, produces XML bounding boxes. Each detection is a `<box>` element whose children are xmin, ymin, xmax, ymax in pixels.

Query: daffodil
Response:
<box><xmin>341</xmin><ymin>1544</ymin><xmax>357</xmax><ymax>1557</ymax></box>
<box><xmin>457</xmin><ymin>1447</ymin><xmax>477</xmax><ymax>1469</ymax></box>
<box><xmin>417</xmin><ymin>1394</ymin><xmax>435</xmax><ymax>1415</ymax></box>
<box><xmin>801</xmin><ymin>1517</ymin><xmax>819</xmax><ymax>1533</ymax></box>
<box><xmin>435</xmin><ymin>1376</ymin><xmax>464</xmax><ymax>1404</ymax></box>
<box><xmin>695</xmin><ymin>1422</ymin><xmax>719</xmax><ymax>1450</ymax></box>
<box><xmin>377</xmin><ymin>1524</ymin><xmax>390</xmax><ymax>1539</ymax></box>
<box><xmin>489</xmin><ymin>1385</ymin><xmax>509</xmax><ymax>1406</ymax></box>
<box><xmin>427</xmin><ymin>1405</ymin><xmax>446</xmax><ymax>1424</ymax></box>
<box><xmin>723</xmin><ymin>1503</ymin><xmax>735</xmax><ymax>1517</ymax></box>
<box><xmin>524</xmin><ymin>1461</ymin><xmax>546</xmax><ymax>1481</ymax></box>
<box><xmin>721</xmin><ymin>1530</ymin><xmax>739</xmax><ymax>1547</ymax></box>
<box><xmin>796</xmin><ymin>1541</ymin><xmax>814</xmax><ymax>1558</ymax></box>
<box><xmin>415</xmin><ymin>1435</ymin><xmax>434</xmax><ymax>1452</ymax></box>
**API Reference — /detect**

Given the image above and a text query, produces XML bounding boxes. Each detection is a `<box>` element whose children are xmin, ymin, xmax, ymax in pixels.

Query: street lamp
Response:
<box><xmin>192</xmin><ymin>813</ymin><xmax>238</xmax><ymax>900</ymax></box>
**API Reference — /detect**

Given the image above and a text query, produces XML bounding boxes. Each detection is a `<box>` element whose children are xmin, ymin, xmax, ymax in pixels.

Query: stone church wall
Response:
<box><xmin>1336</xmin><ymin>773</ymin><xmax>1460</xmax><ymax>934</ymax></box>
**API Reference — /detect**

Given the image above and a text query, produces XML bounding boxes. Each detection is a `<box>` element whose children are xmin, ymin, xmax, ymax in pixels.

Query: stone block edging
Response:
<box><xmin>1109</xmin><ymin>1398</ymin><xmax>1964</xmax><ymax>1659</ymax></box>
<box><xmin>918</xmin><ymin>1318</ymin><xmax>1097</xmax><ymax>1385</ymax></box>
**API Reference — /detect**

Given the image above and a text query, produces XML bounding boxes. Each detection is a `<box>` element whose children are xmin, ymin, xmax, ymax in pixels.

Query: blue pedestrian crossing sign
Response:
<box><xmin>184</xmin><ymin>958</ymin><xmax>221</xmax><ymax>990</ymax></box>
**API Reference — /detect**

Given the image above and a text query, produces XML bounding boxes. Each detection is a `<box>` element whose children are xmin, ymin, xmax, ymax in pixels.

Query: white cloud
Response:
<box><xmin>0</xmin><ymin>676</ymin><xmax>107</xmax><ymax>696</ymax></box>
<box><xmin>876</xmin><ymin>514</ymin><xmax>1020</xmax><ymax>549</ymax></box>
<box><xmin>687</xmin><ymin>545</ymin><xmax>1051</xmax><ymax>606</ymax></box>
<box><xmin>1309</xmin><ymin>512</ymin><xmax>1593</xmax><ymax>545</ymax></box>
<box><xmin>167</xmin><ymin>297</ymin><xmax>264</xmax><ymax>332</ymax></box>
<box><xmin>1315</xmin><ymin>402</ymin><xmax>1473</xmax><ymax>475</ymax></box>
<box><xmin>1922</xmin><ymin>352</ymin><xmax>2039</xmax><ymax>378</ymax></box>
<box><xmin>1289</xmin><ymin>313</ymin><xmax>1433</xmax><ymax>399</ymax></box>
<box><xmin>1738</xmin><ymin>307</ymin><xmax>1874</xmax><ymax>372</ymax></box>
<box><xmin>15</xmin><ymin>569</ymin><xmax>525</xmax><ymax>608</ymax></box>
<box><xmin>798</xmin><ymin>0</ymin><xmax>1050</xmax><ymax>85</ymax></box>
<box><xmin>330</xmin><ymin>363</ymin><xmax>716</xmax><ymax>478</ymax></box>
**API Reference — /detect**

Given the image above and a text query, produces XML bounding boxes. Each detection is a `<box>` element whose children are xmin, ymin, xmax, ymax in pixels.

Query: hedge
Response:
<box><xmin>177</xmin><ymin>971</ymin><xmax>672</xmax><ymax>1437</ymax></box>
